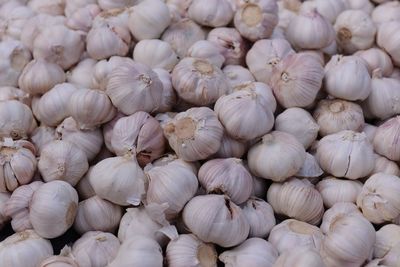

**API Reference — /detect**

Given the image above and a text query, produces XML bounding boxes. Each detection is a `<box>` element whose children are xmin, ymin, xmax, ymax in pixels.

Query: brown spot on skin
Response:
<box><xmin>193</xmin><ymin>60</ymin><xmax>214</xmax><ymax>75</ymax></box>
<box><xmin>242</xmin><ymin>4</ymin><xmax>262</xmax><ymax>27</ymax></box>
<box><xmin>338</xmin><ymin>27</ymin><xmax>352</xmax><ymax>42</ymax></box>
<box><xmin>174</xmin><ymin>117</ymin><xmax>196</xmax><ymax>140</ymax></box>
<box><xmin>197</xmin><ymin>243</ymin><xmax>218</xmax><ymax>267</ymax></box>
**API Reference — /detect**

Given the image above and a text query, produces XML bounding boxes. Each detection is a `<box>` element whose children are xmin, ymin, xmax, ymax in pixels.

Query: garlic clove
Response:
<box><xmin>373</xmin><ymin>116</ymin><xmax>400</xmax><ymax>161</ymax></box>
<box><xmin>374</xmin><ymin>224</ymin><xmax>400</xmax><ymax>259</ymax></box>
<box><xmin>152</xmin><ymin>68</ymin><xmax>177</xmax><ymax>113</ymax></box>
<box><xmin>295</xmin><ymin>152</ymin><xmax>324</xmax><ymax>178</ymax></box>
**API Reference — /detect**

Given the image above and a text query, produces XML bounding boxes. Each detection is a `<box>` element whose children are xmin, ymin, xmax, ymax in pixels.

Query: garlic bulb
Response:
<box><xmin>372</xmin><ymin>154</ymin><xmax>400</xmax><ymax>176</ymax></box>
<box><xmin>74</xmin><ymin>196</ymin><xmax>122</xmax><ymax>234</ymax></box>
<box><xmin>346</xmin><ymin>0</ymin><xmax>374</xmax><ymax>14</ymax></box>
<box><xmin>372</xmin><ymin>1</ymin><xmax>400</xmax><ymax>25</ymax></box>
<box><xmin>111</xmin><ymin>111</ymin><xmax>166</xmax><ymax>166</ymax></box>
<box><xmin>118</xmin><ymin>203</ymin><xmax>178</xmax><ymax>245</ymax></box>
<box><xmin>64</xmin><ymin>0</ymin><xmax>97</xmax><ymax>17</ymax></box>
<box><xmin>33</xmin><ymin>25</ymin><xmax>84</xmax><ymax>70</ymax></box>
<box><xmin>286</xmin><ymin>9</ymin><xmax>334</xmax><ymax>50</ymax></box>
<box><xmin>72</xmin><ymin>231</ymin><xmax>120</xmax><ymax>267</ymax></box>
<box><xmin>38</xmin><ymin>140</ymin><xmax>88</xmax><ymax>186</ymax></box>
<box><xmin>92</xmin><ymin>56</ymin><xmax>133</xmax><ymax>91</ymax></box>
<box><xmin>234</xmin><ymin>0</ymin><xmax>279</xmax><ymax>41</ymax></box>
<box><xmin>146</xmin><ymin>159</ymin><xmax>198</xmax><ymax>219</ymax></box>
<box><xmin>242</xmin><ymin>197</ymin><xmax>276</xmax><ymax>238</ymax></box>
<box><xmin>355</xmin><ymin>48</ymin><xmax>393</xmax><ymax>76</ymax></box>
<box><xmin>321</xmin><ymin>214</ymin><xmax>376</xmax><ymax>267</ymax></box>
<box><xmin>0</xmin><ymin>192</ymin><xmax>10</xmax><ymax>229</ymax></box>
<box><xmin>357</xmin><ymin>173</ymin><xmax>400</xmax><ymax>224</ymax></box>
<box><xmin>213</xmin><ymin>133</ymin><xmax>247</xmax><ymax>159</ymax></box>
<box><xmin>270</xmin><ymin>52</ymin><xmax>324</xmax><ymax>108</ymax></box>
<box><xmin>313</xmin><ymin>99</ymin><xmax>364</xmax><ymax>137</ymax></box>
<box><xmin>324</xmin><ymin>55</ymin><xmax>371</xmax><ymax>101</ymax></box>
<box><xmin>380</xmin><ymin>243</ymin><xmax>400</xmax><ymax>267</ymax></box>
<box><xmin>362</xmin><ymin>123</ymin><xmax>377</xmax><ymax>143</ymax></box>
<box><xmin>219</xmin><ymin>238</ymin><xmax>278</xmax><ymax>267</ymax></box>
<box><xmin>334</xmin><ymin>10</ymin><xmax>376</xmax><ymax>54</ymax></box>
<box><xmin>108</xmin><ymin>235</ymin><xmax>163</xmax><ymax>267</ymax></box>
<box><xmin>0</xmin><ymin>40</ymin><xmax>31</xmax><ymax>87</ymax></box>
<box><xmin>88</xmin><ymin>155</ymin><xmax>146</xmax><ymax>206</ymax></box>
<box><xmin>18</xmin><ymin>59</ymin><xmax>66</xmax><ymax>95</ymax></box>
<box><xmin>187</xmin><ymin>40</ymin><xmax>225</xmax><ymax>68</ymax></box>
<box><xmin>66</xmin><ymin>58</ymin><xmax>97</xmax><ymax>89</ymax></box>
<box><xmin>56</xmin><ymin>117</ymin><xmax>103</xmax><ymax>161</ymax></box>
<box><xmin>320</xmin><ymin>202</ymin><xmax>363</xmax><ymax>234</ymax></box>
<box><xmin>38</xmin><ymin>254</ymin><xmax>79</xmax><ymax>267</ymax></box>
<box><xmin>246</xmin><ymin>38</ymin><xmax>294</xmax><ymax>85</ymax></box>
<box><xmin>273</xmin><ymin>247</ymin><xmax>325</xmax><ymax>267</ymax></box>
<box><xmin>0</xmin><ymin>100</ymin><xmax>36</xmax><ymax>140</ymax></box>
<box><xmin>316</xmin><ymin>177</ymin><xmax>363</xmax><ymax>208</ymax></box>
<box><xmin>102</xmin><ymin>112</ymin><xmax>124</xmax><ymax>153</ymax></box>
<box><xmin>316</xmin><ymin>130</ymin><xmax>374</xmax><ymax>179</ymax></box>
<box><xmin>153</xmin><ymin>68</ymin><xmax>176</xmax><ymax>113</ymax></box>
<box><xmin>66</xmin><ymin>4</ymin><xmax>101</xmax><ymax>32</ymax></box>
<box><xmin>69</xmin><ymin>88</ymin><xmax>117</xmax><ymax>130</ymax></box>
<box><xmin>295</xmin><ymin>153</ymin><xmax>324</xmax><ymax>178</ymax></box>
<box><xmin>162</xmin><ymin>18</ymin><xmax>206</xmax><ymax>59</ymax></box>
<box><xmin>182</xmin><ymin>194</ymin><xmax>250</xmax><ymax>247</ymax></box>
<box><xmin>28</xmin><ymin>0</ymin><xmax>65</xmax><ymax>15</ymax></box>
<box><xmin>172</xmin><ymin>57</ymin><xmax>229</xmax><ymax>106</ymax></box>
<box><xmin>0</xmin><ymin>138</ymin><xmax>36</xmax><ymax>192</ymax></box>
<box><xmin>275</xmin><ymin>107</ymin><xmax>319</xmax><ymax>149</ymax></box>
<box><xmin>166</xmin><ymin>234</ymin><xmax>218</xmax><ymax>267</ymax></box>
<box><xmin>299</xmin><ymin>0</ymin><xmax>347</xmax><ymax>24</ymax></box>
<box><xmin>267</xmin><ymin>178</ymin><xmax>324</xmax><ymax>225</ymax></box>
<box><xmin>188</xmin><ymin>0</ymin><xmax>233</xmax><ymax>27</ymax></box>
<box><xmin>163</xmin><ymin>107</ymin><xmax>224</xmax><ymax>161</ymax></box>
<box><xmin>106</xmin><ymin>60</ymin><xmax>164</xmax><ymax>115</ymax></box>
<box><xmin>133</xmin><ymin>39</ymin><xmax>179</xmax><ymax>72</ymax></box>
<box><xmin>373</xmin><ymin>116</ymin><xmax>400</xmax><ymax>161</ymax></box>
<box><xmin>198</xmin><ymin>158</ymin><xmax>252</xmax><ymax>204</ymax></box>
<box><xmin>0</xmin><ymin>230</ymin><xmax>53</xmax><ymax>267</ymax></box>
<box><xmin>33</xmin><ymin>83</ymin><xmax>78</xmax><ymax>127</ymax></box>
<box><xmin>30</xmin><ymin>180</ymin><xmax>78</xmax><ymax>238</ymax></box>
<box><xmin>75</xmin><ymin>167</ymin><xmax>95</xmax><ymax>200</ymax></box>
<box><xmin>268</xmin><ymin>219</ymin><xmax>324</xmax><ymax>253</ymax></box>
<box><xmin>0</xmin><ymin>86</ymin><xmax>30</xmax><ymax>106</ymax></box>
<box><xmin>222</xmin><ymin>65</ymin><xmax>255</xmax><ymax>89</ymax></box>
<box><xmin>374</xmin><ymin>224</ymin><xmax>400</xmax><ymax>259</ymax></box>
<box><xmin>248</xmin><ymin>131</ymin><xmax>306</xmax><ymax>182</ymax></box>
<box><xmin>128</xmin><ymin>0</ymin><xmax>171</xmax><ymax>40</ymax></box>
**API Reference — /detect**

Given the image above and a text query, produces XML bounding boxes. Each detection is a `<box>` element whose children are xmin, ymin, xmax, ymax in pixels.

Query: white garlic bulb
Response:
<box><xmin>219</xmin><ymin>238</ymin><xmax>278</xmax><ymax>267</ymax></box>
<box><xmin>334</xmin><ymin>10</ymin><xmax>376</xmax><ymax>54</ymax></box>
<box><xmin>146</xmin><ymin>159</ymin><xmax>199</xmax><ymax>219</ymax></box>
<box><xmin>172</xmin><ymin>57</ymin><xmax>229</xmax><ymax>106</ymax></box>
<box><xmin>0</xmin><ymin>100</ymin><xmax>36</xmax><ymax>140</ymax></box>
<box><xmin>268</xmin><ymin>219</ymin><xmax>324</xmax><ymax>253</ymax></box>
<box><xmin>56</xmin><ymin>117</ymin><xmax>103</xmax><ymax>161</ymax></box>
<box><xmin>270</xmin><ymin>52</ymin><xmax>324</xmax><ymax>108</ymax></box>
<box><xmin>187</xmin><ymin>40</ymin><xmax>225</xmax><ymax>68</ymax></box>
<box><xmin>106</xmin><ymin>60</ymin><xmax>164</xmax><ymax>115</ymax></box>
<box><xmin>92</xmin><ymin>56</ymin><xmax>132</xmax><ymax>91</ymax></box>
<box><xmin>30</xmin><ymin>180</ymin><xmax>78</xmax><ymax>238</ymax></box>
<box><xmin>248</xmin><ymin>131</ymin><xmax>306</xmax><ymax>182</ymax></box>
<box><xmin>128</xmin><ymin>0</ymin><xmax>171</xmax><ymax>40</ymax></box>
<box><xmin>72</xmin><ymin>231</ymin><xmax>120</xmax><ymax>267</ymax></box>
<box><xmin>199</xmin><ymin>158</ymin><xmax>252</xmax><ymax>204</ymax></box>
<box><xmin>0</xmin><ymin>40</ymin><xmax>31</xmax><ymax>87</ymax></box>
<box><xmin>346</xmin><ymin>0</ymin><xmax>374</xmax><ymax>14</ymax></box>
<box><xmin>66</xmin><ymin>58</ymin><xmax>97</xmax><ymax>89</ymax></box>
<box><xmin>222</xmin><ymin>65</ymin><xmax>255</xmax><ymax>89</ymax></box>
<box><xmin>380</xmin><ymin>243</ymin><xmax>400</xmax><ymax>267</ymax></box>
<box><xmin>234</xmin><ymin>0</ymin><xmax>278</xmax><ymax>41</ymax></box>
<box><xmin>153</xmin><ymin>68</ymin><xmax>176</xmax><ymax>113</ymax></box>
<box><xmin>188</xmin><ymin>0</ymin><xmax>233</xmax><ymax>27</ymax></box>
<box><xmin>66</xmin><ymin>4</ymin><xmax>101</xmax><ymax>32</ymax></box>
<box><xmin>377</xmin><ymin>21</ymin><xmax>400</xmax><ymax>67</ymax></box>
<box><xmin>0</xmin><ymin>192</ymin><xmax>10</xmax><ymax>229</ymax></box>
<box><xmin>320</xmin><ymin>202</ymin><xmax>363</xmax><ymax>234</ymax></box>
<box><xmin>316</xmin><ymin>177</ymin><xmax>363</xmax><ymax>208</ymax></box>
<box><xmin>324</xmin><ymin>55</ymin><xmax>371</xmax><ymax>101</ymax></box>
<box><xmin>111</xmin><ymin>111</ymin><xmax>166</xmax><ymax>167</ymax></box>
<box><xmin>0</xmin><ymin>230</ymin><xmax>53</xmax><ymax>267</ymax></box>
<box><xmin>213</xmin><ymin>133</ymin><xmax>247</xmax><ymax>159</ymax></box>
<box><xmin>242</xmin><ymin>197</ymin><xmax>276</xmax><ymax>238</ymax></box>
<box><xmin>182</xmin><ymin>194</ymin><xmax>250</xmax><ymax>247</ymax></box>
<box><xmin>38</xmin><ymin>140</ymin><xmax>88</xmax><ymax>186</ymax></box>
<box><xmin>166</xmin><ymin>234</ymin><xmax>218</xmax><ymax>267</ymax></box>
<box><xmin>357</xmin><ymin>173</ymin><xmax>400</xmax><ymax>224</ymax></box>
<box><xmin>362</xmin><ymin>123</ymin><xmax>377</xmax><ymax>143</ymax></box>
<box><xmin>28</xmin><ymin>0</ymin><xmax>65</xmax><ymax>15</ymax></box>
<box><xmin>102</xmin><ymin>112</ymin><xmax>125</xmax><ymax>153</ymax></box>
<box><xmin>246</xmin><ymin>36</ymin><xmax>294</xmax><ymax>84</ymax></box>
<box><xmin>299</xmin><ymin>0</ymin><xmax>347</xmax><ymax>24</ymax></box>
<box><xmin>372</xmin><ymin>154</ymin><xmax>400</xmax><ymax>176</ymax></box>
<box><xmin>74</xmin><ymin>196</ymin><xmax>122</xmax><ymax>235</ymax></box>
<box><xmin>373</xmin><ymin>116</ymin><xmax>400</xmax><ymax>161</ymax></box>
<box><xmin>273</xmin><ymin>246</ymin><xmax>325</xmax><ymax>267</ymax></box>
<box><xmin>374</xmin><ymin>224</ymin><xmax>400</xmax><ymax>259</ymax></box>
<box><xmin>33</xmin><ymin>25</ymin><xmax>84</xmax><ymax>70</ymax></box>
<box><xmin>372</xmin><ymin>1</ymin><xmax>400</xmax><ymax>26</ymax></box>
<box><xmin>313</xmin><ymin>99</ymin><xmax>364</xmax><ymax>137</ymax></box>
<box><xmin>286</xmin><ymin>9</ymin><xmax>334</xmax><ymax>50</ymax></box>
<box><xmin>163</xmin><ymin>107</ymin><xmax>224</xmax><ymax>161</ymax></box>
<box><xmin>355</xmin><ymin>48</ymin><xmax>393</xmax><ymax>76</ymax></box>
<box><xmin>275</xmin><ymin>107</ymin><xmax>319</xmax><ymax>149</ymax></box>
<box><xmin>75</xmin><ymin>167</ymin><xmax>95</xmax><ymax>200</ymax></box>
<box><xmin>88</xmin><ymin>155</ymin><xmax>146</xmax><ymax>206</ymax></box>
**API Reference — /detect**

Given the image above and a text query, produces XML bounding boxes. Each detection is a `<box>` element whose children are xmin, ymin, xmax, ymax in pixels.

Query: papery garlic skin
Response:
<box><xmin>320</xmin><ymin>202</ymin><xmax>363</xmax><ymax>234</ymax></box>
<box><xmin>0</xmin><ymin>100</ymin><xmax>36</xmax><ymax>140</ymax></box>
<box><xmin>182</xmin><ymin>194</ymin><xmax>250</xmax><ymax>247</ymax></box>
<box><xmin>75</xmin><ymin>168</ymin><xmax>95</xmax><ymax>200</ymax></box>
<box><xmin>372</xmin><ymin>1</ymin><xmax>400</xmax><ymax>26</ymax></box>
<box><xmin>248</xmin><ymin>131</ymin><xmax>306</xmax><ymax>182</ymax></box>
<box><xmin>377</xmin><ymin>22</ymin><xmax>400</xmax><ymax>67</ymax></box>
<box><xmin>0</xmin><ymin>4</ymin><xmax>34</xmax><ymax>41</ymax></box>
<box><xmin>295</xmin><ymin>153</ymin><xmax>323</xmax><ymax>179</ymax></box>
<box><xmin>270</xmin><ymin>52</ymin><xmax>324</xmax><ymax>108</ymax></box>
<box><xmin>163</xmin><ymin>107</ymin><xmax>224</xmax><ymax>162</ymax></box>
<box><xmin>38</xmin><ymin>140</ymin><xmax>88</xmax><ymax>186</ymax></box>
<box><xmin>0</xmin><ymin>230</ymin><xmax>53</xmax><ymax>267</ymax></box>
<box><xmin>346</xmin><ymin>0</ymin><xmax>374</xmax><ymax>14</ymax></box>
<box><xmin>0</xmin><ymin>86</ymin><xmax>30</xmax><ymax>106</ymax></box>
<box><xmin>67</xmin><ymin>58</ymin><xmax>97</xmax><ymax>89</ymax></box>
<box><xmin>374</xmin><ymin>224</ymin><xmax>400</xmax><ymax>259</ymax></box>
<box><xmin>275</xmin><ymin>107</ymin><xmax>319</xmax><ymax>149</ymax></box>
<box><xmin>30</xmin><ymin>181</ymin><xmax>78</xmax><ymax>239</ymax></box>
<box><xmin>219</xmin><ymin>238</ymin><xmax>278</xmax><ymax>267</ymax></box>
<box><xmin>187</xmin><ymin>40</ymin><xmax>225</xmax><ymax>68</ymax></box>
<box><xmin>268</xmin><ymin>219</ymin><xmax>324</xmax><ymax>253</ymax></box>
<box><xmin>299</xmin><ymin>0</ymin><xmax>347</xmax><ymax>24</ymax></box>
<box><xmin>153</xmin><ymin>68</ymin><xmax>176</xmax><ymax>113</ymax></box>
<box><xmin>372</xmin><ymin>154</ymin><xmax>400</xmax><ymax>176</ymax></box>
<box><xmin>316</xmin><ymin>177</ymin><xmax>363</xmax><ymax>208</ymax></box>
<box><xmin>92</xmin><ymin>56</ymin><xmax>133</xmax><ymax>91</ymax></box>
<box><xmin>242</xmin><ymin>197</ymin><xmax>275</xmax><ymax>238</ymax></box>
<box><xmin>74</xmin><ymin>196</ymin><xmax>122</xmax><ymax>235</ymax></box>
<box><xmin>357</xmin><ymin>173</ymin><xmax>400</xmax><ymax>224</ymax></box>
<box><xmin>128</xmin><ymin>0</ymin><xmax>171</xmax><ymax>40</ymax></box>
<box><xmin>199</xmin><ymin>158</ymin><xmax>253</xmax><ymax>204</ymax></box>
<box><xmin>166</xmin><ymin>234</ymin><xmax>218</xmax><ymax>267</ymax></box>
<box><xmin>222</xmin><ymin>65</ymin><xmax>255</xmax><ymax>89</ymax></box>
<box><xmin>267</xmin><ymin>178</ymin><xmax>324</xmax><ymax>225</ymax></box>
<box><xmin>213</xmin><ymin>133</ymin><xmax>247</xmax><ymax>159</ymax></box>
<box><xmin>89</xmin><ymin>156</ymin><xmax>146</xmax><ymax>206</ymax></box>
<box><xmin>273</xmin><ymin>246</ymin><xmax>325</xmax><ymax>267</ymax></box>
<box><xmin>316</xmin><ymin>130</ymin><xmax>374</xmax><ymax>179</ymax></box>
<box><xmin>64</xmin><ymin>0</ymin><xmax>97</xmax><ymax>17</ymax></box>
<box><xmin>0</xmin><ymin>40</ymin><xmax>31</xmax><ymax>87</ymax></box>
<box><xmin>313</xmin><ymin>99</ymin><xmax>364</xmax><ymax>137</ymax></box>
<box><xmin>28</xmin><ymin>0</ymin><xmax>65</xmax><ymax>15</ymax></box>
<box><xmin>66</xmin><ymin>4</ymin><xmax>101</xmax><ymax>32</ymax></box>
<box><xmin>355</xmin><ymin>48</ymin><xmax>393</xmax><ymax>77</ymax></box>
<box><xmin>38</xmin><ymin>254</ymin><xmax>79</xmax><ymax>267</ymax></box>
<box><xmin>373</xmin><ymin>116</ymin><xmax>400</xmax><ymax>161</ymax></box>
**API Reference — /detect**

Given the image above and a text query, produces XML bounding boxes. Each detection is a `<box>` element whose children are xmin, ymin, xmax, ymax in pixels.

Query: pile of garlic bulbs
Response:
<box><xmin>1</xmin><ymin>0</ymin><xmax>400</xmax><ymax>266</ymax></box>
